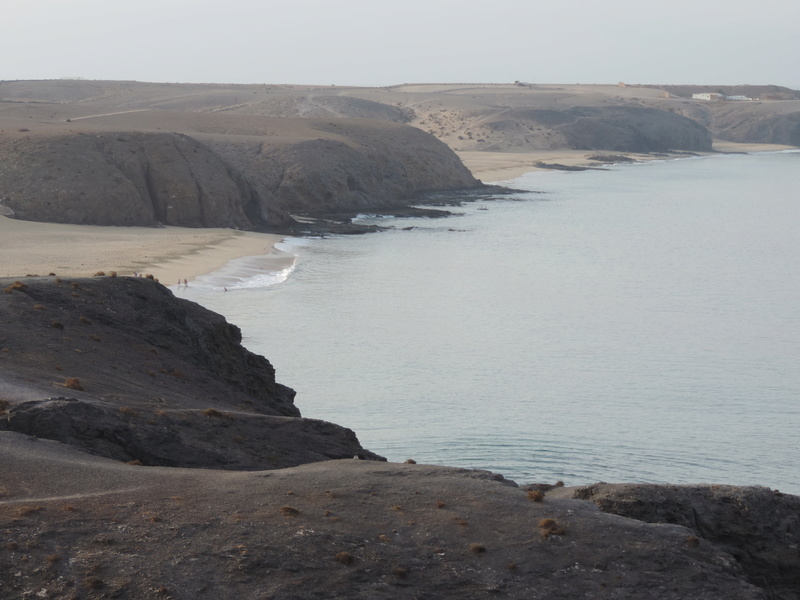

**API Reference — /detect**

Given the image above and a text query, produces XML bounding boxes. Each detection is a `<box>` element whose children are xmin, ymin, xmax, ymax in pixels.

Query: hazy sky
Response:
<box><xmin>3</xmin><ymin>0</ymin><xmax>798</xmax><ymax>88</ymax></box>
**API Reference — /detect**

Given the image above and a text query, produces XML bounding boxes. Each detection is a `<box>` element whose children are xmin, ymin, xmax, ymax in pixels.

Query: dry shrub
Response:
<box><xmin>468</xmin><ymin>543</ymin><xmax>486</xmax><ymax>554</ymax></box>
<box><xmin>84</xmin><ymin>577</ymin><xmax>103</xmax><ymax>590</ymax></box>
<box><xmin>435</xmin><ymin>500</ymin><xmax>446</xmax><ymax>508</ymax></box>
<box><xmin>392</xmin><ymin>565</ymin><xmax>410</xmax><ymax>578</ymax></box>
<box><xmin>527</xmin><ymin>490</ymin><xmax>545</xmax><ymax>502</ymax></box>
<box><xmin>94</xmin><ymin>271</ymin><xmax>106</xmax><ymax>277</ymax></box>
<box><xmin>280</xmin><ymin>506</ymin><xmax>300</xmax><ymax>517</ymax></box>
<box><xmin>538</xmin><ymin>518</ymin><xmax>566</xmax><ymax>538</ymax></box>
<box><xmin>79</xmin><ymin>316</ymin><xmax>92</xmax><ymax>325</ymax></box>
<box><xmin>109</xmin><ymin>271</ymin><xmax>117</xmax><ymax>278</ymax></box>
<box><xmin>119</xmin><ymin>406</ymin><xmax>138</xmax><ymax>417</ymax></box>
<box><xmin>70</xmin><ymin>282</ymin><xmax>81</xmax><ymax>289</ymax></box>
<box><xmin>50</xmin><ymin>320</ymin><xmax>64</xmax><ymax>330</ymax></box>
<box><xmin>63</xmin><ymin>377</ymin><xmax>83</xmax><ymax>391</ymax></box>
<box><xmin>46</xmin><ymin>554</ymin><xmax>61</xmax><ymax>565</ymax></box>
<box><xmin>405</xmin><ymin>458</ymin><xmax>417</xmax><ymax>464</ymax></box>
<box><xmin>16</xmin><ymin>505</ymin><xmax>44</xmax><ymax>517</ymax></box>
<box><xmin>88</xmin><ymin>334</ymin><xmax>101</xmax><ymax>342</ymax></box>
<box><xmin>202</xmin><ymin>408</ymin><xmax>225</xmax><ymax>418</ymax></box>
<box><xmin>685</xmin><ymin>535</ymin><xmax>700</xmax><ymax>547</ymax></box>
<box><xmin>161</xmin><ymin>368</ymin><xmax>186</xmax><ymax>379</ymax></box>
<box><xmin>334</xmin><ymin>551</ymin><xmax>354</xmax><ymax>565</ymax></box>
<box><xmin>34</xmin><ymin>304</ymin><xmax>45</xmax><ymax>311</ymax></box>
<box><xmin>3</xmin><ymin>281</ymin><xmax>28</xmax><ymax>294</ymax></box>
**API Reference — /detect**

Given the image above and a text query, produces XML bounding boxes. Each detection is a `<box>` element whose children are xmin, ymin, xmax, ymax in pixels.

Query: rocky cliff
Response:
<box><xmin>209</xmin><ymin>119</ymin><xmax>481</xmax><ymax>218</ymax></box>
<box><xmin>478</xmin><ymin>105</ymin><xmax>712</xmax><ymax>153</ymax></box>
<box><xmin>0</xmin><ymin>118</ymin><xmax>482</xmax><ymax>230</ymax></box>
<box><xmin>0</xmin><ymin>275</ymin><xmax>381</xmax><ymax>468</ymax></box>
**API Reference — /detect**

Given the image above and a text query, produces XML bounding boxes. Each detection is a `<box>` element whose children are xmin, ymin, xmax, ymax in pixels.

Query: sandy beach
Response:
<box><xmin>1</xmin><ymin>142</ymin><xmax>793</xmax><ymax>283</ymax></box>
<box><xmin>0</xmin><ymin>216</ymin><xmax>284</xmax><ymax>284</ymax></box>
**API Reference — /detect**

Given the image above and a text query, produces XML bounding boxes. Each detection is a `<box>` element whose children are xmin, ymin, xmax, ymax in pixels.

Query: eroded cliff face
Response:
<box><xmin>0</xmin><ymin>132</ymin><xmax>271</xmax><ymax>228</ymax></box>
<box><xmin>480</xmin><ymin>105</ymin><xmax>713</xmax><ymax>153</ymax></box>
<box><xmin>215</xmin><ymin>120</ymin><xmax>481</xmax><ymax>217</ymax></box>
<box><xmin>0</xmin><ymin>120</ymin><xmax>483</xmax><ymax>229</ymax></box>
<box><xmin>708</xmin><ymin>103</ymin><xmax>800</xmax><ymax>146</ymax></box>
<box><xmin>0</xmin><ymin>276</ymin><xmax>382</xmax><ymax>468</ymax></box>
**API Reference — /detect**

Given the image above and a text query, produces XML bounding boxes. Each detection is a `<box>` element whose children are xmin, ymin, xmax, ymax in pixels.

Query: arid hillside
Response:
<box><xmin>2</xmin><ymin>80</ymin><xmax>797</xmax><ymax>229</ymax></box>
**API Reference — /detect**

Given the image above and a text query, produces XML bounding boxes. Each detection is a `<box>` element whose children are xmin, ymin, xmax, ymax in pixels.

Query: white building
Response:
<box><xmin>692</xmin><ymin>93</ymin><xmax>725</xmax><ymax>101</ymax></box>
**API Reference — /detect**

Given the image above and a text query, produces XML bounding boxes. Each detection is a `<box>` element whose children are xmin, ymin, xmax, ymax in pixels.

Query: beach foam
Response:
<box><xmin>181</xmin><ymin>246</ymin><xmax>297</xmax><ymax>291</ymax></box>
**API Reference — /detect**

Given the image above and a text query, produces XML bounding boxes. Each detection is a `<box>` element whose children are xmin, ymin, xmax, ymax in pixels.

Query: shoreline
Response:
<box><xmin>0</xmin><ymin>217</ymin><xmax>284</xmax><ymax>284</ymax></box>
<box><xmin>1</xmin><ymin>141</ymin><xmax>795</xmax><ymax>284</ymax></box>
<box><xmin>457</xmin><ymin>141</ymin><xmax>797</xmax><ymax>183</ymax></box>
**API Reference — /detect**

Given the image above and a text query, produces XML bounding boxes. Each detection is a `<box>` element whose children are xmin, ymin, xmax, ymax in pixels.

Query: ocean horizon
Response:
<box><xmin>178</xmin><ymin>150</ymin><xmax>800</xmax><ymax>494</ymax></box>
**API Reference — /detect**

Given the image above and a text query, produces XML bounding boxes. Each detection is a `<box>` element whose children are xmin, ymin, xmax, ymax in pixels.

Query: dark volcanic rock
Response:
<box><xmin>211</xmin><ymin>118</ymin><xmax>483</xmax><ymax>220</ymax></box>
<box><xmin>557</xmin><ymin>105</ymin><xmax>713</xmax><ymax>152</ymax></box>
<box><xmin>489</xmin><ymin>105</ymin><xmax>713</xmax><ymax>153</ymax></box>
<box><xmin>5</xmin><ymin>397</ymin><xmax>382</xmax><ymax>468</ymax></box>
<box><xmin>0</xmin><ymin>132</ymin><xmax>273</xmax><ymax>228</ymax></box>
<box><xmin>0</xmin><ymin>276</ymin><xmax>381</xmax><ymax>469</ymax></box>
<box><xmin>0</xmin><ymin>120</ymin><xmax>484</xmax><ymax>230</ymax></box>
<box><xmin>570</xmin><ymin>483</ymin><xmax>800</xmax><ymax>599</ymax></box>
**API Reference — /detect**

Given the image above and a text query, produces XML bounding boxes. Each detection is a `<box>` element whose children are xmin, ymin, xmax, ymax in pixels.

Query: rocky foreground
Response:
<box><xmin>1</xmin><ymin>277</ymin><xmax>798</xmax><ymax>599</ymax></box>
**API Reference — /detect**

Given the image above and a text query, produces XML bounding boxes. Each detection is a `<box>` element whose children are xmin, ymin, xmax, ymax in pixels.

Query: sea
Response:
<box><xmin>177</xmin><ymin>150</ymin><xmax>800</xmax><ymax>495</ymax></box>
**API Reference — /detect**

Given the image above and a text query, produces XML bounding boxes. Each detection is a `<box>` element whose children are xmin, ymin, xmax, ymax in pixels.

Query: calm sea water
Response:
<box><xmin>180</xmin><ymin>151</ymin><xmax>800</xmax><ymax>494</ymax></box>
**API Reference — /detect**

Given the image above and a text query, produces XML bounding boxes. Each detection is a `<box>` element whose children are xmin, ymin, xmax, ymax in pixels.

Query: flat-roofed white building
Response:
<box><xmin>692</xmin><ymin>93</ymin><xmax>725</xmax><ymax>101</ymax></box>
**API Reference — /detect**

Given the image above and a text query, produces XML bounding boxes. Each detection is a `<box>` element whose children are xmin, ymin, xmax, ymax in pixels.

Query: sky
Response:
<box><xmin>2</xmin><ymin>0</ymin><xmax>798</xmax><ymax>89</ymax></box>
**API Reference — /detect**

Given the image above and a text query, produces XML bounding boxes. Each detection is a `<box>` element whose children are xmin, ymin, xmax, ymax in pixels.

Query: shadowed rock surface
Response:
<box><xmin>0</xmin><ymin>276</ymin><xmax>381</xmax><ymax>468</ymax></box>
<box><xmin>567</xmin><ymin>482</ymin><xmax>800</xmax><ymax>599</ymax></box>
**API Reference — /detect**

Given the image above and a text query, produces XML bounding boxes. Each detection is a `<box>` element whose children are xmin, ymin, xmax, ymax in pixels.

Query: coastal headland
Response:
<box><xmin>1</xmin><ymin>81</ymin><xmax>800</xmax><ymax>598</ymax></box>
<box><xmin>1</xmin><ymin>79</ymin><xmax>798</xmax><ymax>281</ymax></box>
